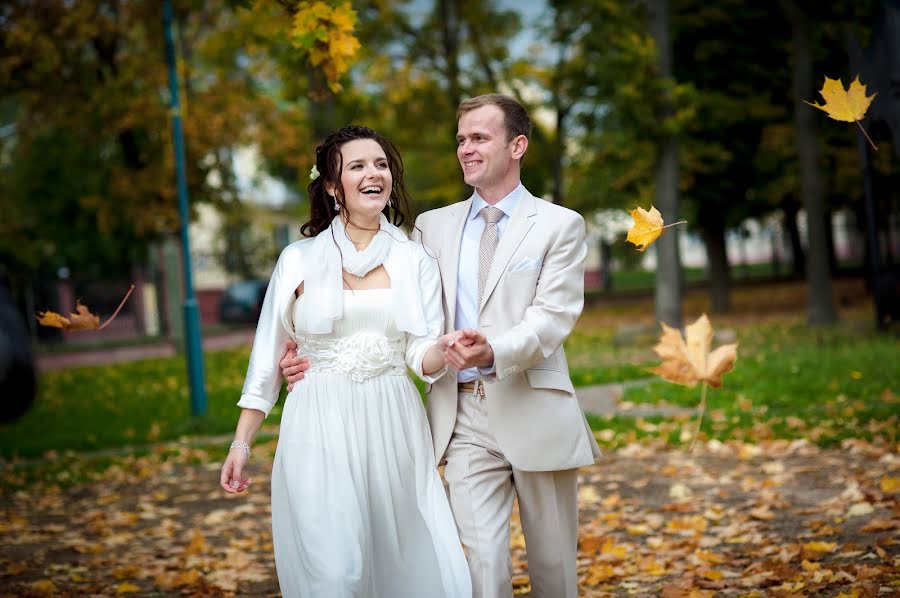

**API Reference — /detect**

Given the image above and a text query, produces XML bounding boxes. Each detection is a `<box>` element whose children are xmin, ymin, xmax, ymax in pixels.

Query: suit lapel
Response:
<box><xmin>441</xmin><ymin>198</ymin><xmax>472</xmax><ymax>329</ymax></box>
<box><xmin>480</xmin><ymin>191</ymin><xmax>537</xmax><ymax>311</ymax></box>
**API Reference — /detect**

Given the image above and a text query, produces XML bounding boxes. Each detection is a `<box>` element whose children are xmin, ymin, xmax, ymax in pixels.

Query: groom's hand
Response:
<box><xmin>443</xmin><ymin>329</ymin><xmax>494</xmax><ymax>371</ymax></box>
<box><xmin>280</xmin><ymin>340</ymin><xmax>310</xmax><ymax>391</ymax></box>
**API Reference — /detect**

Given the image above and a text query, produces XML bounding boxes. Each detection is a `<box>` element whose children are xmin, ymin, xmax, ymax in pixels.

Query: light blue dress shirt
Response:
<box><xmin>455</xmin><ymin>183</ymin><xmax>524</xmax><ymax>382</ymax></box>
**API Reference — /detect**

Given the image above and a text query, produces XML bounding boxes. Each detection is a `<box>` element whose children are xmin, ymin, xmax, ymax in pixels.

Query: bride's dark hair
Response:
<box><xmin>301</xmin><ymin>125</ymin><xmax>413</xmax><ymax>238</ymax></box>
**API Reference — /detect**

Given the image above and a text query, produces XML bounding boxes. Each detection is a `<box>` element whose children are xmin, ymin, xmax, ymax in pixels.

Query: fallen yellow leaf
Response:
<box><xmin>695</xmin><ymin>549</ymin><xmax>724</xmax><ymax>564</ymax></box>
<box><xmin>115</xmin><ymin>582</ymin><xmax>140</xmax><ymax>594</ymax></box>
<box><xmin>880</xmin><ymin>475</ymin><xmax>899</xmax><ymax>493</ymax></box>
<box><xmin>750</xmin><ymin>506</ymin><xmax>776</xmax><ymax>521</ymax></box>
<box><xmin>667</xmin><ymin>515</ymin><xmax>708</xmax><ymax>533</ymax></box>
<box><xmin>29</xmin><ymin>579</ymin><xmax>57</xmax><ymax>596</ymax></box>
<box><xmin>600</xmin><ymin>540</ymin><xmax>630</xmax><ymax>560</ymax></box>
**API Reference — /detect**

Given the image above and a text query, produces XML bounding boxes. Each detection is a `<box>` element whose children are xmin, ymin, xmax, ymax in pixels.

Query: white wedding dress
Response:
<box><xmin>270</xmin><ymin>288</ymin><xmax>471</xmax><ymax>598</ymax></box>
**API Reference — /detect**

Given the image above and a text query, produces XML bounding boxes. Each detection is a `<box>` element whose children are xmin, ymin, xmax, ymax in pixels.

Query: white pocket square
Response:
<box><xmin>510</xmin><ymin>257</ymin><xmax>542</xmax><ymax>272</ymax></box>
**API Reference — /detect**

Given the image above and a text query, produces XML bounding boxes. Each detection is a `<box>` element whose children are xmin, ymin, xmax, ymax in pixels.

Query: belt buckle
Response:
<box><xmin>472</xmin><ymin>379</ymin><xmax>485</xmax><ymax>399</ymax></box>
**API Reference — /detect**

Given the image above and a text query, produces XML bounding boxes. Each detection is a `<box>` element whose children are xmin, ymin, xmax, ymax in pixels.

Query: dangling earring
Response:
<box><xmin>330</xmin><ymin>194</ymin><xmax>339</xmax><ymax>211</ymax></box>
<box><xmin>388</xmin><ymin>197</ymin><xmax>393</xmax><ymax>208</ymax></box>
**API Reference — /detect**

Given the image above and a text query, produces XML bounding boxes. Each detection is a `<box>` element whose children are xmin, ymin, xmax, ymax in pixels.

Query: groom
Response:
<box><xmin>281</xmin><ymin>94</ymin><xmax>599</xmax><ymax>597</ymax></box>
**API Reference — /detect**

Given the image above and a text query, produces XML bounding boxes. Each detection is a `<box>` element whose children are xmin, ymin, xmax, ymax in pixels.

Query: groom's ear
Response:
<box><xmin>510</xmin><ymin>134</ymin><xmax>528</xmax><ymax>160</ymax></box>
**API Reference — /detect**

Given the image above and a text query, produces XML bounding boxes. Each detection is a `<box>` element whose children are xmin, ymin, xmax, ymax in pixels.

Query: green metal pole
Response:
<box><xmin>163</xmin><ymin>0</ymin><xmax>207</xmax><ymax>415</ymax></box>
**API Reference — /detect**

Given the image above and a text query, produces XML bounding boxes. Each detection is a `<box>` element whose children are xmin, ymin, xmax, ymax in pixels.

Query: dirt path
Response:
<box><xmin>1</xmin><ymin>439</ymin><xmax>897</xmax><ymax>597</ymax></box>
<box><xmin>34</xmin><ymin>329</ymin><xmax>256</xmax><ymax>372</ymax></box>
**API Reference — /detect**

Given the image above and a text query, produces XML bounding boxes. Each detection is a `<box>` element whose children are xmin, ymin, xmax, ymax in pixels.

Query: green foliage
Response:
<box><xmin>585</xmin><ymin>319</ymin><xmax>899</xmax><ymax>449</ymax></box>
<box><xmin>0</xmin><ymin>0</ymin><xmax>319</xmax><ymax>282</ymax></box>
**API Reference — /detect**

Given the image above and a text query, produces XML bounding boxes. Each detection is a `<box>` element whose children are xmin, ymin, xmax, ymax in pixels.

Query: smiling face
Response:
<box><xmin>328</xmin><ymin>138</ymin><xmax>393</xmax><ymax>223</ymax></box>
<box><xmin>456</xmin><ymin>104</ymin><xmax>527</xmax><ymax>202</ymax></box>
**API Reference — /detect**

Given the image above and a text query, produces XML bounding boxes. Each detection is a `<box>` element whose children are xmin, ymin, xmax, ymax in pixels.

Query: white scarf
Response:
<box><xmin>299</xmin><ymin>214</ymin><xmax>427</xmax><ymax>336</ymax></box>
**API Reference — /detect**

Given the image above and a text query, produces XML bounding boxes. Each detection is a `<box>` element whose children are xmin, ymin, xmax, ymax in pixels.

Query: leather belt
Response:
<box><xmin>457</xmin><ymin>380</ymin><xmax>485</xmax><ymax>397</ymax></box>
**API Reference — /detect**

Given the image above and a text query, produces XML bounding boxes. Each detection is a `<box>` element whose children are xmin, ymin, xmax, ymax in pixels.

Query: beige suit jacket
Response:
<box><xmin>414</xmin><ymin>188</ymin><xmax>601</xmax><ymax>472</ymax></box>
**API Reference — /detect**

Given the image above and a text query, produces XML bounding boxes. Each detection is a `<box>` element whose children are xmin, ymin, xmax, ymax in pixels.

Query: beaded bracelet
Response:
<box><xmin>230</xmin><ymin>440</ymin><xmax>251</xmax><ymax>458</ymax></box>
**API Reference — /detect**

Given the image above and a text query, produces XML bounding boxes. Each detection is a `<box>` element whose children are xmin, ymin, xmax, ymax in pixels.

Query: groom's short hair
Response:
<box><xmin>457</xmin><ymin>94</ymin><xmax>532</xmax><ymax>143</ymax></box>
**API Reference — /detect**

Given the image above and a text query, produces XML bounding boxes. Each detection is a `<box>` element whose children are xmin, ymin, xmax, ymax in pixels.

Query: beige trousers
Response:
<box><xmin>444</xmin><ymin>391</ymin><xmax>579</xmax><ymax>598</ymax></box>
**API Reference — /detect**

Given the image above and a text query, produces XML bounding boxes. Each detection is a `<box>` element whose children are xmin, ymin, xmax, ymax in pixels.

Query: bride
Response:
<box><xmin>219</xmin><ymin>125</ymin><xmax>471</xmax><ymax>598</ymax></box>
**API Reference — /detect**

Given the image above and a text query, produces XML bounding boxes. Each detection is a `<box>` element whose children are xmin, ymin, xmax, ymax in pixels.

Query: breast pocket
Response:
<box><xmin>506</xmin><ymin>268</ymin><xmax>541</xmax><ymax>283</ymax></box>
<box><xmin>506</xmin><ymin>268</ymin><xmax>541</xmax><ymax>278</ymax></box>
<box><xmin>525</xmin><ymin>368</ymin><xmax>575</xmax><ymax>395</ymax></box>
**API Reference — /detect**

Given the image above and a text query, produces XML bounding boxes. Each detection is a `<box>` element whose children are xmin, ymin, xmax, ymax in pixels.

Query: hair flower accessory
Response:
<box><xmin>309</xmin><ymin>164</ymin><xmax>320</xmax><ymax>181</ymax></box>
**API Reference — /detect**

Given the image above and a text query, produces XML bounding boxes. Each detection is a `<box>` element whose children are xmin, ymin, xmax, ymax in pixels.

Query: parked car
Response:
<box><xmin>219</xmin><ymin>279</ymin><xmax>267</xmax><ymax>324</ymax></box>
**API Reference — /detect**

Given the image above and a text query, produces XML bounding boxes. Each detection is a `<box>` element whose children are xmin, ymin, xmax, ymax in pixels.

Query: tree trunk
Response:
<box><xmin>782</xmin><ymin>0</ymin><xmax>838</xmax><ymax>325</ymax></box>
<box><xmin>702</xmin><ymin>225</ymin><xmax>731</xmax><ymax>313</ymax></box>
<box><xmin>438</xmin><ymin>0</ymin><xmax>462</xmax><ymax>111</ymax></box>
<box><xmin>824</xmin><ymin>207</ymin><xmax>839</xmax><ymax>274</ymax></box>
<box><xmin>551</xmin><ymin>104</ymin><xmax>568</xmax><ymax>205</ymax></box>
<box><xmin>599</xmin><ymin>240</ymin><xmax>612</xmax><ymax>292</ymax></box>
<box><xmin>648</xmin><ymin>0</ymin><xmax>682</xmax><ymax>328</ymax></box>
<box><xmin>782</xmin><ymin>200</ymin><xmax>806</xmax><ymax>277</ymax></box>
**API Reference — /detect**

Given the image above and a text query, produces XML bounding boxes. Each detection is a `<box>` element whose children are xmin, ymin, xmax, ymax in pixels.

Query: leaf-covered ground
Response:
<box><xmin>1</xmin><ymin>437</ymin><xmax>897</xmax><ymax>597</ymax></box>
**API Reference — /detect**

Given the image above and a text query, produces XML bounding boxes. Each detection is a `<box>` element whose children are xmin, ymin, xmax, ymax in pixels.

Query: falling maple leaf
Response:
<box><xmin>651</xmin><ymin>314</ymin><xmax>738</xmax><ymax>450</ymax></box>
<box><xmin>805</xmin><ymin>75</ymin><xmax>878</xmax><ymax>150</ymax></box>
<box><xmin>36</xmin><ymin>285</ymin><xmax>134</xmax><ymax>333</ymax></box>
<box><xmin>651</xmin><ymin>314</ymin><xmax>738</xmax><ymax>388</ymax></box>
<box><xmin>626</xmin><ymin>205</ymin><xmax>686</xmax><ymax>252</ymax></box>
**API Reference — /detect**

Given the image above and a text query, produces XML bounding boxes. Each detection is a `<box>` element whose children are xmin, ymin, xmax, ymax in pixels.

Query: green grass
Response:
<box><xmin>0</xmin><ymin>347</ymin><xmax>281</xmax><ymax>460</ymax></box>
<box><xmin>583</xmin><ymin>319</ymin><xmax>900</xmax><ymax>448</ymax></box>
<box><xmin>593</xmin><ymin>262</ymin><xmax>784</xmax><ymax>295</ymax></box>
<box><xmin>2</xmin><ymin>297</ymin><xmax>897</xmax><ymax>463</ymax></box>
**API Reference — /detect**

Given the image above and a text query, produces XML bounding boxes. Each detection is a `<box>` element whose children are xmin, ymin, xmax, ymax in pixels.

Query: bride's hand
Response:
<box><xmin>220</xmin><ymin>450</ymin><xmax>252</xmax><ymax>494</ymax></box>
<box><xmin>280</xmin><ymin>340</ymin><xmax>311</xmax><ymax>391</ymax></box>
<box><xmin>439</xmin><ymin>332</ymin><xmax>475</xmax><ymax>350</ymax></box>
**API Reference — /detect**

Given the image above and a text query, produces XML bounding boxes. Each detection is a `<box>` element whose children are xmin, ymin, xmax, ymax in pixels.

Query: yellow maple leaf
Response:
<box><xmin>626</xmin><ymin>205</ymin><xmax>686</xmax><ymax>252</ymax></box>
<box><xmin>805</xmin><ymin>76</ymin><xmax>875</xmax><ymax>122</ymax></box>
<box><xmin>626</xmin><ymin>205</ymin><xmax>664</xmax><ymax>252</ymax></box>
<box><xmin>651</xmin><ymin>314</ymin><xmax>738</xmax><ymax>388</ymax></box>
<box><xmin>805</xmin><ymin>75</ymin><xmax>878</xmax><ymax>150</ymax></box>
<box><xmin>652</xmin><ymin>314</ymin><xmax>738</xmax><ymax>450</ymax></box>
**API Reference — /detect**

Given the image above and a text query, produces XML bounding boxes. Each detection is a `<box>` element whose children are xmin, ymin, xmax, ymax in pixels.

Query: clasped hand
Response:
<box><xmin>438</xmin><ymin>329</ymin><xmax>494</xmax><ymax>372</ymax></box>
<box><xmin>279</xmin><ymin>330</ymin><xmax>493</xmax><ymax>389</ymax></box>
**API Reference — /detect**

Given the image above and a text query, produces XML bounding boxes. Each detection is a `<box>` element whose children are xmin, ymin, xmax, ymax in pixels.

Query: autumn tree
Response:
<box><xmin>0</xmin><ymin>0</ymin><xmax>320</xmax><ymax>300</ymax></box>
<box><xmin>669</xmin><ymin>0</ymin><xmax>792</xmax><ymax>312</ymax></box>
<box><xmin>346</xmin><ymin>0</ymin><xmax>529</xmax><ymax>210</ymax></box>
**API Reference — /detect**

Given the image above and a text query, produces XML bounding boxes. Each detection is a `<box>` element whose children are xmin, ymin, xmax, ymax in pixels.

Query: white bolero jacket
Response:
<box><xmin>236</xmin><ymin>235</ymin><xmax>446</xmax><ymax>417</ymax></box>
